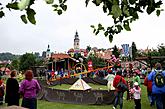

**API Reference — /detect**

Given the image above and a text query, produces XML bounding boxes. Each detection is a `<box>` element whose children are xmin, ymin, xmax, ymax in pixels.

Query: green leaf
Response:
<box><xmin>29</xmin><ymin>0</ymin><xmax>35</xmax><ymax>6</ymax></box>
<box><xmin>98</xmin><ymin>23</ymin><xmax>104</xmax><ymax>30</ymax></box>
<box><xmin>92</xmin><ymin>0</ymin><xmax>102</xmax><ymax>6</ymax></box>
<box><xmin>113</xmin><ymin>0</ymin><xmax>119</xmax><ymax>5</ymax></box>
<box><xmin>21</xmin><ymin>14</ymin><xmax>28</xmax><ymax>24</ymax></box>
<box><xmin>104</xmin><ymin>31</ymin><xmax>108</xmax><ymax>37</ymax></box>
<box><xmin>90</xmin><ymin>25</ymin><xmax>95</xmax><ymax>28</ymax></box>
<box><xmin>147</xmin><ymin>6</ymin><xmax>155</xmax><ymax>14</ymax></box>
<box><xmin>123</xmin><ymin>21</ymin><xmax>131</xmax><ymax>31</ymax></box>
<box><xmin>45</xmin><ymin>0</ymin><xmax>54</xmax><ymax>4</ymax></box>
<box><xmin>57</xmin><ymin>9</ymin><xmax>62</xmax><ymax>15</ymax></box>
<box><xmin>60</xmin><ymin>4</ymin><xmax>67</xmax><ymax>11</ymax></box>
<box><xmin>95</xmin><ymin>30</ymin><xmax>99</xmax><ymax>35</ymax></box>
<box><xmin>59</xmin><ymin>0</ymin><xmax>63</xmax><ymax>3</ymax></box>
<box><xmin>116</xmin><ymin>25</ymin><xmax>123</xmax><ymax>32</ymax></box>
<box><xmin>123</xmin><ymin>5</ymin><xmax>130</xmax><ymax>17</ymax></box>
<box><xmin>93</xmin><ymin>28</ymin><xmax>96</xmax><ymax>33</ymax></box>
<box><xmin>6</xmin><ymin>2</ymin><xmax>19</xmax><ymax>10</ymax></box>
<box><xmin>63</xmin><ymin>5</ymin><xmax>67</xmax><ymax>11</ymax></box>
<box><xmin>85</xmin><ymin>0</ymin><xmax>90</xmax><ymax>7</ymax></box>
<box><xmin>123</xmin><ymin>0</ymin><xmax>128</xmax><ymax>5</ymax></box>
<box><xmin>96</xmin><ymin>0</ymin><xmax>102</xmax><ymax>6</ymax></box>
<box><xmin>108</xmin><ymin>34</ymin><xmax>113</xmax><ymax>42</ymax></box>
<box><xmin>108</xmin><ymin>0</ymin><xmax>113</xmax><ymax>3</ymax></box>
<box><xmin>63</xmin><ymin>0</ymin><xmax>67</xmax><ymax>3</ymax></box>
<box><xmin>111</xmin><ymin>5</ymin><xmax>122</xmax><ymax>18</ymax></box>
<box><xmin>26</xmin><ymin>8</ymin><xmax>36</xmax><ymax>24</ymax></box>
<box><xmin>53</xmin><ymin>8</ymin><xmax>57</xmax><ymax>11</ymax></box>
<box><xmin>129</xmin><ymin>0</ymin><xmax>136</xmax><ymax>5</ymax></box>
<box><xmin>18</xmin><ymin>0</ymin><xmax>30</xmax><ymax>10</ymax></box>
<box><xmin>103</xmin><ymin>4</ymin><xmax>107</xmax><ymax>13</ymax></box>
<box><xmin>52</xmin><ymin>4</ymin><xmax>58</xmax><ymax>8</ymax></box>
<box><xmin>156</xmin><ymin>10</ymin><xmax>160</xmax><ymax>16</ymax></box>
<box><xmin>0</xmin><ymin>11</ymin><xmax>5</xmax><ymax>18</ymax></box>
<box><xmin>132</xmin><ymin>11</ymin><xmax>139</xmax><ymax>19</ymax></box>
<box><xmin>155</xmin><ymin>1</ymin><xmax>163</xmax><ymax>8</ymax></box>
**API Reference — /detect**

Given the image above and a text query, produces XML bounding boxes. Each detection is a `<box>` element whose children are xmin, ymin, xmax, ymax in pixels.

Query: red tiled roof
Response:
<box><xmin>68</xmin><ymin>48</ymin><xmax>74</xmax><ymax>52</ymax></box>
<box><xmin>0</xmin><ymin>67</ymin><xmax>10</xmax><ymax>72</ymax></box>
<box><xmin>51</xmin><ymin>53</ymin><xmax>71</xmax><ymax>60</ymax></box>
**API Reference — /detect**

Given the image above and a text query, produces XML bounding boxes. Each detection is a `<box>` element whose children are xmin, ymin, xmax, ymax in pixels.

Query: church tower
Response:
<box><xmin>74</xmin><ymin>31</ymin><xmax>80</xmax><ymax>50</ymax></box>
<box><xmin>46</xmin><ymin>44</ymin><xmax>51</xmax><ymax>59</ymax></box>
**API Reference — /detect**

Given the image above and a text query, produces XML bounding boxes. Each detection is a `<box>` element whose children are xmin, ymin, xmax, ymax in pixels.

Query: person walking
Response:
<box><xmin>148</xmin><ymin>63</ymin><xmax>165</xmax><ymax>109</ymax></box>
<box><xmin>113</xmin><ymin>70</ymin><xmax>127</xmax><ymax>109</ymax></box>
<box><xmin>144</xmin><ymin>68</ymin><xmax>155</xmax><ymax>106</ymax></box>
<box><xmin>131</xmin><ymin>82</ymin><xmax>141</xmax><ymax>109</ymax></box>
<box><xmin>5</xmin><ymin>70</ymin><xmax>20</xmax><ymax>106</ymax></box>
<box><xmin>19</xmin><ymin>70</ymin><xmax>41</xmax><ymax>109</ymax></box>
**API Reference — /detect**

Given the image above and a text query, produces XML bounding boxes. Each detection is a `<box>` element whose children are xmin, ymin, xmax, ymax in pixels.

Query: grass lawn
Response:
<box><xmin>1</xmin><ymin>83</ymin><xmax>157</xmax><ymax>109</ymax></box>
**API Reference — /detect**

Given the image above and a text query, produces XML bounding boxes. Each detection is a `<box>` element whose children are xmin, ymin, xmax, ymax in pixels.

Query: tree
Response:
<box><xmin>19</xmin><ymin>53</ymin><xmax>36</xmax><ymax>71</ymax></box>
<box><xmin>10</xmin><ymin>59</ymin><xmax>20</xmax><ymax>70</ymax></box>
<box><xmin>158</xmin><ymin>43</ymin><xmax>165</xmax><ymax>56</ymax></box>
<box><xmin>0</xmin><ymin>0</ymin><xmax>163</xmax><ymax>42</ymax></box>
<box><xmin>0</xmin><ymin>52</ymin><xmax>20</xmax><ymax>61</ymax></box>
<box><xmin>86</xmin><ymin>45</ymin><xmax>91</xmax><ymax>53</ymax></box>
<box><xmin>85</xmin><ymin>54</ymin><xmax>106</xmax><ymax>69</ymax></box>
<box><xmin>131</xmin><ymin>42</ymin><xmax>137</xmax><ymax>60</ymax></box>
<box><xmin>112</xmin><ymin>45</ymin><xmax>120</xmax><ymax>58</ymax></box>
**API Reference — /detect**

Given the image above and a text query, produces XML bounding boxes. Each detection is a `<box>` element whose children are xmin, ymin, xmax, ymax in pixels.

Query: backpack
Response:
<box><xmin>154</xmin><ymin>71</ymin><xmax>165</xmax><ymax>88</ymax></box>
<box><xmin>117</xmin><ymin>77</ymin><xmax>128</xmax><ymax>92</ymax></box>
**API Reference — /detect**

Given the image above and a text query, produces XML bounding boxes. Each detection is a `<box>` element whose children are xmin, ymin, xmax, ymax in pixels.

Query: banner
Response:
<box><xmin>121</xmin><ymin>44</ymin><xmax>129</xmax><ymax>56</ymax></box>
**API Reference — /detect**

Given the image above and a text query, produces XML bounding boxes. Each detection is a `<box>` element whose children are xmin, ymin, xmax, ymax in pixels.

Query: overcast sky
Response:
<box><xmin>0</xmin><ymin>0</ymin><xmax>165</xmax><ymax>55</ymax></box>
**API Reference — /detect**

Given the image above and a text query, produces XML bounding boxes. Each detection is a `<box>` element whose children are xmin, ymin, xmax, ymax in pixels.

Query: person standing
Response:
<box><xmin>20</xmin><ymin>70</ymin><xmax>41</xmax><ymax>109</ymax></box>
<box><xmin>0</xmin><ymin>76</ymin><xmax>5</xmax><ymax>105</ymax></box>
<box><xmin>5</xmin><ymin>70</ymin><xmax>20</xmax><ymax>106</ymax></box>
<box><xmin>133</xmin><ymin>70</ymin><xmax>141</xmax><ymax>86</ymax></box>
<box><xmin>131</xmin><ymin>82</ymin><xmax>141</xmax><ymax>109</ymax></box>
<box><xmin>113</xmin><ymin>70</ymin><xmax>127</xmax><ymax>109</ymax></box>
<box><xmin>104</xmin><ymin>70</ymin><xmax>115</xmax><ymax>91</ymax></box>
<box><xmin>148</xmin><ymin>63</ymin><xmax>165</xmax><ymax>109</ymax></box>
<box><xmin>144</xmin><ymin>68</ymin><xmax>155</xmax><ymax>106</ymax></box>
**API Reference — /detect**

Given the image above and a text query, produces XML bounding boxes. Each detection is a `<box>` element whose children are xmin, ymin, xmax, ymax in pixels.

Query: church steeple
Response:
<box><xmin>46</xmin><ymin>44</ymin><xmax>51</xmax><ymax>59</ymax></box>
<box><xmin>74</xmin><ymin>31</ymin><xmax>80</xmax><ymax>50</ymax></box>
<box><xmin>47</xmin><ymin>44</ymin><xmax>50</xmax><ymax>52</ymax></box>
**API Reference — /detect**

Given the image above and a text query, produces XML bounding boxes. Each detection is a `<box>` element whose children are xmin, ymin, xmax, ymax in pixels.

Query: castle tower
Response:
<box><xmin>74</xmin><ymin>31</ymin><xmax>80</xmax><ymax>50</ymax></box>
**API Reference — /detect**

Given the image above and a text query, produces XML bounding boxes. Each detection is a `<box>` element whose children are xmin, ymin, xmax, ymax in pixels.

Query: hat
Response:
<box><xmin>134</xmin><ymin>82</ymin><xmax>138</xmax><ymax>86</ymax></box>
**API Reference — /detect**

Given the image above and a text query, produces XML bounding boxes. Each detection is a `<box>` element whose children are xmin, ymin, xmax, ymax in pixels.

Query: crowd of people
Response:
<box><xmin>0</xmin><ymin>70</ymin><xmax>41</xmax><ymax>109</ymax></box>
<box><xmin>110</xmin><ymin>63</ymin><xmax>165</xmax><ymax>109</ymax></box>
<box><xmin>0</xmin><ymin>62</ymin><xmax>165</xmax><ymax>109</ymax></box>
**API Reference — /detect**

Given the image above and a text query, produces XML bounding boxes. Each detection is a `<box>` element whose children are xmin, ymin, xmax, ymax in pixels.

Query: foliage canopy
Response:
<box><xmin>0</xmin><ymin>0</ymin><xmax>163</xmax><ymax>42</ymax></box>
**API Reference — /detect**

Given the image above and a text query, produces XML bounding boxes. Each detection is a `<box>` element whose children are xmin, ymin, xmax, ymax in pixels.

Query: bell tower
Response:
<box><xmin>74</xmin><ymin>31</ymin><xmax>80</xmax><ymax>50</ymax></box>
<box><xmin>46</xmin><ymin>44</ymin><xmax>51</xmax><ymax>59</ymax></box>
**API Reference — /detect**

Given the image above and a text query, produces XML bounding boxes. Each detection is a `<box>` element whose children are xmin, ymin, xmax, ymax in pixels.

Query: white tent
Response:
<box><xmin>69</xmin><ymin>79</ymin><xmax>91</xmax><ymax>90</ymax></box>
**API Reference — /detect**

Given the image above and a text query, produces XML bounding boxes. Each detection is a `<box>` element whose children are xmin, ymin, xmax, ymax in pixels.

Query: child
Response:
<box><xmin>104</xmin><ymin>70</ymin><xmax>115</xmax><ymax>91</ymax></box>
<box><xmin>131</xmin><ymin>82</ymin><xmax>141</xmax><ymax>109</ymax></box>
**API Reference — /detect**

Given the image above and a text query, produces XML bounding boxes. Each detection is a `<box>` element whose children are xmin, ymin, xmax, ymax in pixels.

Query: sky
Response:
<box><xmin>0</xmin><ymin>0</ymin><xmax>165</xmax><ymax>55</ymax></box>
